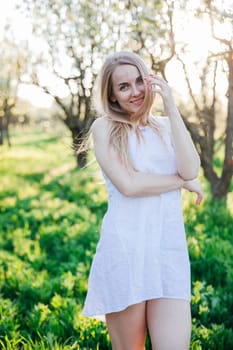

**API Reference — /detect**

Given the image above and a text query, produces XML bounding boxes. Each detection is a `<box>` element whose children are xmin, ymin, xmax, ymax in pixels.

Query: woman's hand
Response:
<box><xmin>144</xmin><ymin>73</ymin><xmax>175</xmax><ymax>110</ymax></box>
<box><xmin>183</xmin><ymin>178</ymin><xmax>203</xmax><ymax>205</ymax></box>
<box><xmin>145</xmin><ymin>73</ymin><xmax>201</xmax><ymax>181</ymax></box>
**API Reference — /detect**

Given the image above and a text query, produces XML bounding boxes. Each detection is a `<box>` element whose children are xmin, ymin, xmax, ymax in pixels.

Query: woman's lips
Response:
<box><xmin>131</xmin><ymin>97</ymin><xmax>144</xmax><ymax>106</ymax></box>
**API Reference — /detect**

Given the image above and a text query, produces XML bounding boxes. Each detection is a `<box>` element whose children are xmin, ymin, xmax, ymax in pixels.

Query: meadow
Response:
<box><xmin>0</xmin><ymin>127</ymin><xmax>232</xmax><ymax>349</ymax></box>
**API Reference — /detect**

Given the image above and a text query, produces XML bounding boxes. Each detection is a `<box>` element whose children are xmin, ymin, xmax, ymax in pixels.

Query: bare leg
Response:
<box><xmin>146</xmin><ymin>298</ymin><xmax>191</xmax><ymax>350</ymax></box>
<box><xmin>105</xmin><ymin>301</ymin><xmax>147</xmax><ymax>350</ymax></box>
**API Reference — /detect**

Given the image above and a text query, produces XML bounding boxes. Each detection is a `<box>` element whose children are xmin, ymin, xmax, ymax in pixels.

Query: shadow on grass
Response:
<box><xmin>19</xmin><ymin>172</ymin><xmax>45</xmax><ymax>184</ymax></box>
<box><xmin>14</xmin><ymin>136</ymin><xmax>62</xmax><ymax>149</ymax></box>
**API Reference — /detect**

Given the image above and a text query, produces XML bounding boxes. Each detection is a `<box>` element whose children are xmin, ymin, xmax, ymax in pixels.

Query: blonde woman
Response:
<box><xmin>82</xmin><ymin>51</ymin><xmax>203</xmax><ymax>350</ymax></box>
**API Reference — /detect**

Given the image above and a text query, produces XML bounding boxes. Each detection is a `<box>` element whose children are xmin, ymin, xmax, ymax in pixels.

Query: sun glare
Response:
<box><xmin>17</xmin><ymin>84</ymin><xmax>54</xmax><ymax>108</ymax></box>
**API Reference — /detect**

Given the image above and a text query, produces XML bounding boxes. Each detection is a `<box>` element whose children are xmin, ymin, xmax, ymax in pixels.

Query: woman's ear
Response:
<box><xmin>110</xmin><ymin>94</ymin><xmax>117</xmax><ymax>102</ymax></box>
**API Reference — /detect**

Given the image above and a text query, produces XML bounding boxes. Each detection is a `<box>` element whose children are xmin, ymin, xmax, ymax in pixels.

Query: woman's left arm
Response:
<box><xmin>145</xmin><ymin>74</ymin><xmax>200</xmax><ymax>180</ymax></box>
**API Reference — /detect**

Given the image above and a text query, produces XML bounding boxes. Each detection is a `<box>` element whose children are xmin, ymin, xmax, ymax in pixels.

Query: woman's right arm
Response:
<box><xmin>91</xmin><ymin>118</ymin><xmax>185</xmax><ymax>197</ymax></box>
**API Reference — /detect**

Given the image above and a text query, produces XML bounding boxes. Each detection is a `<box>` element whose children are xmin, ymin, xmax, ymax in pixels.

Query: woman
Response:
<box><xmin>82</xmin><ymin>51</ymin><xmax>203</xmax><ymax>350</ymax></box>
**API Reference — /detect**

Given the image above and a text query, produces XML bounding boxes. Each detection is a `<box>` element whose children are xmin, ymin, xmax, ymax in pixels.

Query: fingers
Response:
<box><xmin>144</xmin><ymin>73</ymin><xmax>169</xmax><ymax>95</ymax></box>
<box><xmin>195</xmin><ymin>190</ymin><xmax>203</xmax><ymax>205</ymax></box>
<box><xmin>195</xmin><ymin>193</ymin><xmax>202</xmax><ymax>205</ymax></box>
<box><xmin>144</xmin><ymin>74</ymin><xmax>162</xmax><ymax>87</ymax></box>
<box><xmin>183</xmin><ymin>179</ymin><xmax>203</xmax><ymax>205</ymax></box>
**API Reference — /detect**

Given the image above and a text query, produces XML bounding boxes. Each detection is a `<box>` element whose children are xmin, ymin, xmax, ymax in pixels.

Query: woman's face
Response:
<box><xmin>111</xmin><ymin>64</ymin><xmax>146</xmax><ymax>116</ymax></box>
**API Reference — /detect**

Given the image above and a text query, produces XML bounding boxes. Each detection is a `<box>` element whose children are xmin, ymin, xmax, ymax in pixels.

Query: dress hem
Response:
<box><xmin>82</xmin><ymin>294</ymin><xmax>191</xmax><ymax>321</ymax></box>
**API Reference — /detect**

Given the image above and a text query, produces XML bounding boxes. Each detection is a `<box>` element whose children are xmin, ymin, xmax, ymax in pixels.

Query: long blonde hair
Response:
<box><xmin>95</xmin><ymin>51</ymin><xmax>162</xmax><ymax>167</ymax></box>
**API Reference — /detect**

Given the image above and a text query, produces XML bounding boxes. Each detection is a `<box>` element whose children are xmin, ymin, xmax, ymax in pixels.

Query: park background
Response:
<box><xmin>0</xmin><ymin>0</ymin><xmax>232</xmax><ymax>349</ymax></box>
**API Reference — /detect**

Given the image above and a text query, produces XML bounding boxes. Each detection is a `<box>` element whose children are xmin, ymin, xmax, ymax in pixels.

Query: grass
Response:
<box><xmin>0</xmin><ymin>126</ymin><xmax>232</xmax><ymax>349</ymax></box>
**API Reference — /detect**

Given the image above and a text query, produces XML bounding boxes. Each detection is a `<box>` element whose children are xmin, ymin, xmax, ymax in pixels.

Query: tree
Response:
<box><xmin>125</xmin><ymin>0</ymin><xmax>232</xmax><ymax>200</ymax></box>
<box><xmin>19</xmin><ymin>0</ymin><xmax>172</xmax><ymax>167</ymax></box>
<box><xmin>126</xmin><ymin>0</ymin><xmax>176</xmax><ymax>78</ymax></box>
<box><xmin>176</xmin><ymin>0</ymin><xmax>233</xmax><ymax>200</ymax></box>
<box><xmin>0</xmin><ymin>40</ymin><xmax>21</xmax><ymax>146</ymax></box>
<box><xmin>20</xmin><ymin>0</ymin><xmax>130</xmax><ymax>166</ymax></box>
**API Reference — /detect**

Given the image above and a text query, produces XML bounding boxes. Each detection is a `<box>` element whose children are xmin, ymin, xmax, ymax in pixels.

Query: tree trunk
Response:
<box><xmin>77</xmin><ymin>151</ymin><xmax>88</xmax><ymax>168</ymax></box>
<box><xmin>71</xmin><ymin>127</ymin><xmax>88</xmax><ymax>168</ymax></box>
<box><xmin>4</xmin><ymin>113</ymin><xmax>11</xmax><ymax>147</ymax></box>
<box><xmin>0</xmin><ymin>118</ymin><xmax>3</xmax><ymax>145</ymax></box>
<box><xmin>211</xmin><ymin>180</ymin><xmax>230</xmax><ymax>201</ymax></box>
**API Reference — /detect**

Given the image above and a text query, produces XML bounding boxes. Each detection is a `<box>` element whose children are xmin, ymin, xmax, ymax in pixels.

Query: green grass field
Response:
<box><xmin>0</xmin><ymin>127</ymin><xmax>232</xmax><ymax>349</ymax></box>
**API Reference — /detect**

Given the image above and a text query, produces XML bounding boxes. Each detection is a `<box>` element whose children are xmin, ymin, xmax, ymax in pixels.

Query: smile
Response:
<box><xmin>131</xmin><ymin>97</ymin><xmax>144</xmax><ymax>105</ymax></box>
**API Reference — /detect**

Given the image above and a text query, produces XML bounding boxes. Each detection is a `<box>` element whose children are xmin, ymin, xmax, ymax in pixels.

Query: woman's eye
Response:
<box><xmin>119</xmin><ymin>84</ymin><xmax>128</xmax><ymax>91</ymax></box>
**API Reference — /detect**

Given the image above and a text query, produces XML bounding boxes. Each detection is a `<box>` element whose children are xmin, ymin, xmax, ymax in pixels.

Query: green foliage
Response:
<box><xmin>184</xmin><ymin>198</ymin><xmax>233</xmax><ymax>350</ymax></box>
<box><xmin>0</xmin><ymin>128</ymin><xmax>109</xmax><ymax>348</ymax></box>
<box><xmin>0</xmin><ymin>128</ymin><xmax>232</xmax><ymax>349</ymax></box>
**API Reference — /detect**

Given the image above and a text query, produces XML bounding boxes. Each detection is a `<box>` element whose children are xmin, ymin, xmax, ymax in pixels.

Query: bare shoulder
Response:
<box><xmin>91</xmin><ymin>117</ymin><xmax>111</xmax><ymax>131</ymax></box>
<box><xmin>91</xmin><ymin>117</ymin><xmax>111</xmax><ymax>141</ymax></box>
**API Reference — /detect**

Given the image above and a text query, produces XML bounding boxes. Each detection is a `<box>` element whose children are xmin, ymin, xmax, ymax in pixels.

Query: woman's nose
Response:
<box><xmin>131</xmin><ymin>84</ymin><xmax>140</xmax><ymax>96</ymax></box>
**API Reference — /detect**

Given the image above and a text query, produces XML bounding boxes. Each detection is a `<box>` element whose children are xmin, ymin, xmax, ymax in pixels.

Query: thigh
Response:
<box><xmin>105</xmin><ymin>302</ymin><xmax>147</xmax><ymax>350</ymax></box>
<box><xmin>146</xmin><ymin>298</ymin><xmax>191</xmax><ymax>350</ymax></box>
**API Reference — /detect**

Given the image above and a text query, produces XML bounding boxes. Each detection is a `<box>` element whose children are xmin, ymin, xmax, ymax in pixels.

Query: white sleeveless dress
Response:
<box><xmin>82</xmin><ymin>117</ymin><xmax>190</xmax><ymax>319</ymax></box>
